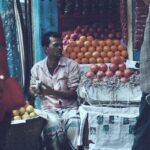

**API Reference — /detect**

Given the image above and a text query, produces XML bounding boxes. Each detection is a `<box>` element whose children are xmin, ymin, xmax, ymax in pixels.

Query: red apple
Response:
<box><xmin>70</xmin><ymin>33</ymin><xmax>78</xmax><ymax>40</ymax></box>
<box><xmin>99</xmin><ymin>63</ymin><xmax>108</xmax><ymax>72</ymax></box>
<box><xmin>63</xmin><ymin>39</ymin><xmax>68</xmax><ymax>45</ymax></box>
<box><xmin>90</xmin><ymin>64</ymin><xmax>99</xmax><ymax>73</ymax></box>
<box><xmin>86</xmin><ymin>71</ymin><xmax>95</xmax><ymax>78</ymax></box>
<box><xmin>105</xmin><ymin>70</ymin><xmax>114</xmax><ymax>77</ymax></box>
<box><xmin>118</xmin><ymin>63</ymin><xmax>126</xmax><ymax>71</ymax></box>
<box><xmin>109</xmin><ymin>64</ymin><xmax>118</xmax><ymax>72</ymax></box>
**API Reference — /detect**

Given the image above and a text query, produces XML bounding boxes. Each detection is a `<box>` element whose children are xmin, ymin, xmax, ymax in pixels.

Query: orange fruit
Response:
<box><xmin>110</xmin><ymin>45</ymin><xmax>117</xmax><ymax>52</ymax></box>
<box><xmin>70</xmin><ymin>52</ymin><xmax>77</xmax><ymax>59</ymax></box>
<box><xmin>91</xmin><ymin>40</ymin><xmax>99</xmax><ymax>47</ymax></box>
<box><xmin>81</xmin><ymin>58</ymin><xmax>89</xmax><ymax>64</ymax></box>
<box><xmin>63</xmin><ymin>51</ymin><xmax>69</xmax><ymax>57</ymax></box>
<box><xmin>92</xmin><ymin>51</ymin><xmax>100</xmax><ymax>58</ymax></box>
<box><xmin>65</xmin><ymin>46</ymin><xmax>72</xmax><ymax>53</ymax></box>
<box><xmin>89</xmin><ymin>57</ymin><xmax>96</xmax><ymax>64</ymax></box>
<box><xmin>103</xmin><ymin>57</ymin><xmax>110</xmax><ymax>63</ymax></box>
<box><xmin>80</xmin><ymin>47</ymin><xmax>88</xmax><ymax>53</ymax></box>
<box><xmin>84</xmin><ymin>41</ymin><xmax>91</xmax><ymax>47</ymax></box>
<box><xmin>73</xmin><ymin>46</ymin><xmax>80</xmax><ymax>53</ymax></box>
<box><xmin>69</xmin><ymin>40</ymin><xmax>76</xmax><ymax>47</ymax></box>
<box><xmin>88</xmin><ymin>46</ymin><xmax>95</xmax><ymax>53</ymax></box>
<box><xmin>79</xmin><ymin>36</ymin><xmax>87</xmax><ymax>42</ymax></box>
<box><xmin>96</xmin><ymin>46</ymin><xmax>103</xmax><ymax>52</ymax></box>
<box><xmin>84</xmin><ymin>52</ymin><xmax>92</xmax><ymax>58</ymax></box>
<box><xmin>118</xmin><ymin>45</ymin><xmax>126</xmax><ymax>51</ymax></box>
<box><xmin>77</xmin><ymin>52</ymin><xmax>84</xmax><ymax>59</ymax></box>
<box><xmin>96</xmin><ymin>57</ymin><xmax>103</xmax><ymax>63</ymax></box>
<box><xmin>76</xmin><ymin>40</ymin><xmax>83</xmax><ymax>47</ymax></box>
<box><xmin>105</xmin><ymin>39</ymin><xmax>113</xmax><ymax>46</ymax></box>
<box><xmin>100</xmin><ymin>51</ymin><xmax>107</xmax><ymax>58</ymax></box>
<box><xmin>87</xmin><ymin>36</ymin><xmax>94</xmax><ymax>41</ymax></box>
<box><xmin>121</xmin><ymin>50</ymin><xmax>128</xmax><ymax>58</ymax></box>
<box><xmin>107</xmin><ymin>51</ymin><xmax>114</xmax><ymax>58</ymax></box>
<box><xmin>99</xmin><ymin>40</ymin><xmax>106</xmax><ymax>47</ymax></box>
<box><xmin>113</xmin><ymin>39</ymin><xmax>120</xmax><ymax>46</ymax></box>
<box><xmin>115</xmin><ymin>51</ymin><xmax>121</xmax><ymax>56</ymax></box>
<box><xmin>75</xmin><ymin>58</ymin><xmax>81</xmax><ymax>64</ymax></box>
<box><xmin>103</xmin><ymin>46</ymin><xmax>110</xmax><ymax>52</ymax></box>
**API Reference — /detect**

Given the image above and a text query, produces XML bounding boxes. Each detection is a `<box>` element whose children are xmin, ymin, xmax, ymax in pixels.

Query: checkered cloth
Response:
<box><xmin>43</xmin><ymin>107</ymin><xmax>80</xmax><ymax>150</ymax></box>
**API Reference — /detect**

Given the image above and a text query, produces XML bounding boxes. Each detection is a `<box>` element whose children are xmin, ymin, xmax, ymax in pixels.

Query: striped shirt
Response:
<box><xmin>30</xmin><ymin>56</ymin><xmax>80</xmax><ymax>110</ymax></box>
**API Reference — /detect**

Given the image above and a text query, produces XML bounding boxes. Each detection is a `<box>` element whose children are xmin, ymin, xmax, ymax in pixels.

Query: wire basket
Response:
<box><xmin>5</xmin><ymin>117</ymin><xmax>46</xmax><ymax>150</ymax></box>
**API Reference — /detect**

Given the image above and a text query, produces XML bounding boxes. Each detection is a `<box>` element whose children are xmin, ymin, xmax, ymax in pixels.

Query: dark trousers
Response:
<box><xmin>132</xmin><ymin>93</ymin><xmax>150</xmax><ymax>150</ymax></box>
<box><xmin>0</xmin><ymin>113</ymin><xmax>11</xmax><ymax>150</ymax></box>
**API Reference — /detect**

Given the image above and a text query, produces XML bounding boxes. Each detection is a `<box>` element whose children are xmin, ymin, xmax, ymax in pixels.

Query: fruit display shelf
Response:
<box><xmin>78</xmin><ymin>60</ymin><xmax>141</xmax><ymax>105</ymax></box>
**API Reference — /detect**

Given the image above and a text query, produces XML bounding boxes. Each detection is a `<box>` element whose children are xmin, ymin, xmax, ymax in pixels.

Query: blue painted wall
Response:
<box><xmin>32</xmin><ymin>0</ymin><xmax>58</xmax><ymax>63</ymax></box>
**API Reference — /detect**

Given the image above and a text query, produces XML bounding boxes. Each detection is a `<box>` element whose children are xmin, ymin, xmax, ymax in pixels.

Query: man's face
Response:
<box><xmin>45</xmin><ymin>37</ymin><xmax>63</xmax><ymax>58</ymax></box>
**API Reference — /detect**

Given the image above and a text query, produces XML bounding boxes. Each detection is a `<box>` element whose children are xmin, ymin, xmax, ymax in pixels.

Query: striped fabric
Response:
<box><xmin>43</xmin><ymin>107</ymin><xmax>80</xmax><ymax>150</ymax></box>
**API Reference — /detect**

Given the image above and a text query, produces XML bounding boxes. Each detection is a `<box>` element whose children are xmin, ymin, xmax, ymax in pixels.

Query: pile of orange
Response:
<box><xmin>63</xmin><ymin>36</ymin><xmax>128</xmax><ymax>64</ymax></box>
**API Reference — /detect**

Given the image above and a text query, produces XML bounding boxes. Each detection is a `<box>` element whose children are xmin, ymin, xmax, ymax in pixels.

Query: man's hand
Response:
<box><xmin>39</xmin><ymin>83</ymin><xmax>54</xmax><ymax>96</ymax></box>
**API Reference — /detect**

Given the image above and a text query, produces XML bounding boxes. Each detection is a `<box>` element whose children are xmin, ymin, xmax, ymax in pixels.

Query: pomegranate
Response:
<box><xmin>96</xmin><ymin>70</ymin><xmax>105</xmax><ymax>79</ymax></box>
<box><xmin>111</xmin><ymin>56</ymin><xmax>122</xmax><ymax>65</ymax></box>
<box><xmin>99</xmin><ymin>63</ymin><xmax>107</xmax><ymax>72</ymax></box>
<box><xmin>120</xmin><ymin>77</ymin><xmax>128</xmax><ymax>83</ymax></box>
<box><xmin>105</xmin><ymin>70</ymin><xmax>114</xmax><ymax>77</ymax></box>
<box><xmin>115</xmin><ymin>70</ymin><xmax>124</xmax><ymax>77</ymax></box>
<box><xmin>124</xmin><ymin>69</ymin><xmax>133</xmax><ymax>78</ymax></box>
<box><xmin>118</xmin><ymin>63</ymin><xmax>126</xmax><ymax>71</ymax></box>
<box><xmin>86</xmin><ymin>71</ymin><xmax>95</xmax><ymax>78</ymax></box>
<box><xmin>90</xmin><ymin>64</ymin><xmax>99</xmax><ymax>73</ymax></box>
<box><xmin>109</xmin><ymin>64</ymin><xmax>118</xmax><ymax>72</ymax></box>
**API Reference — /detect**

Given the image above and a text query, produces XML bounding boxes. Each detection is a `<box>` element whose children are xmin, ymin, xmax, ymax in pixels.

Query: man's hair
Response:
<box><xmin>41</xmin><ymin>31</ymin><xmax>62</xmax><ymax>47</ymax></box>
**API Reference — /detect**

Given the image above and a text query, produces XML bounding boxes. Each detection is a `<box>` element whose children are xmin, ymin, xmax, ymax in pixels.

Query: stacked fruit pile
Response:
<box><xmin>12</xmin><ymin>101</ymin><xmax>38</xmax><ymax>121</ymax></box>
<box><xmin>62</xmin><ymin>23</ymin><xmax>128</xmax><ymax>64</ymax></box>
<box><xmin>85</xmin><ymin>56</ymin><xmax>139</xmax><ymax>84</ymax></box>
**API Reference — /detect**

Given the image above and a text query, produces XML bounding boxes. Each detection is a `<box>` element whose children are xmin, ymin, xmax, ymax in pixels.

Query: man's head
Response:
<box><xmin>42</xmin><ymin>32</ymin><xmax>63</xmax><ymax>59</ymax></box>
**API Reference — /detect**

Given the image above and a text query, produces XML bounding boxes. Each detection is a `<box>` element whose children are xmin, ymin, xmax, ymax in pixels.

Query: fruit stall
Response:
<box><xmin>0</xmin><ymin>0</ymin><xmax>148</xmax><ymax>150</ymax></box>
<box><xmin>30</xmin><ymin>0</ymin><xmax>149</xmax><ymax>149</ymax></box>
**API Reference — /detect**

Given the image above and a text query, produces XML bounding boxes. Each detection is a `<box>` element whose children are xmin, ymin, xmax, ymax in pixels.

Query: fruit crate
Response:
<box><xmin>5</xmin><ymin>117</ymin><xmax>46</xmax><ymax>150</ymax></box>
